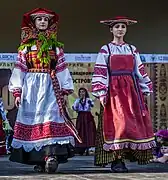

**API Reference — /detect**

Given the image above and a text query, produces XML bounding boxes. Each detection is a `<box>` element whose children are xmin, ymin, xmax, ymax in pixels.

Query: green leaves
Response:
<box><xmin>18</xmin><ymin>33</ymin><xmax>64</xmax><ymax>64</ymax></box>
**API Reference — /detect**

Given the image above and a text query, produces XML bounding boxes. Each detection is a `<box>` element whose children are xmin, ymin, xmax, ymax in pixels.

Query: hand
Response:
<box><xmin>143</xmin><ymin>93</ymin><xmax>148</xmax><ymax>104</ymax></box>
<box><xmin>15</xmin><ymin>97</ymin><xmax>21</xmax><ymax>108</ymax></box>
<box><xmin>100</xmin><ymin>96</ymin><xmax>106</xmax><ymax>108</ymax></box>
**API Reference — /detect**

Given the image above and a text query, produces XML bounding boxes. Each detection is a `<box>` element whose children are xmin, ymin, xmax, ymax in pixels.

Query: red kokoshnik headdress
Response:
<box><xmin>19</xmin><ymin>8</ymin><xmax>63</xmax><ymax>64</ymax></box>
<box><xmin>20</xmin><ymin>8</ymin><xmax>59</xmax><ymax>44</ymax></box>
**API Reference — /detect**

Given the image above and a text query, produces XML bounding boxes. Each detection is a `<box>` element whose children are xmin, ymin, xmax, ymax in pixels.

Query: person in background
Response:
<box><xmin>0</xmin><ymin>98</ymin><xmax>13</xmax><ymax>155</ymax></box>
<box><xmin>151</xmin><ymin>129</ymin><xmax>168</xmax><ymax>163</ymax></box>
<box><xmin>72</xmin><ymin>88</ymin><xmax>96</xmax><ymax>155</ymax></box>
<box><xmin>92</xmin><ymin>16</ymin><xmax>155</xmax><ymax>172</ymax></box>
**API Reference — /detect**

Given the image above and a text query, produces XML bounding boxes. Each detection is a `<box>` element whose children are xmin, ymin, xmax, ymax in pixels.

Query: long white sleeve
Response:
<box><xmin>131</xmin><ymin>45</ymin><xmax>153</xmax><ymax>95</ymax></box>
<box><xmin>8</xmin><ymin>48</ymin><xmax>28</xmax><ymax>97</ymax></box>
<box><xmin>92</xmin><ymin>45</ymin><xmax>109</xmax><ymax>99</ymax></box>
<box><xmin>55</xmin><ymin>47</ymin><xmax>74</xmax><ymax>95</ymax></box>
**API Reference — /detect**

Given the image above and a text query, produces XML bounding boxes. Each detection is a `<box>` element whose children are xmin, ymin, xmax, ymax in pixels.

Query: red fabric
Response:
<box><xmin>13</xmin><ymin>121</ymin><xmax>74</xmax><ymax>141</ymax></box>
<box><xmin>22</xmin><ymin>8</ymin><xmax>59</xmax><ymax>28</ymax></box>
<box><xmin>13</xmin><ymin>92</ymin><xmax>21</xmax><ymax>98</ymax></box>
<box><xmin>103</xmin><ymin>55</ymin><xmax>154</xmax><ymax>144</ymax></box>
<box><xmin>62</xmin><ymin>89</ymin><xmax>73</xmax><ymax>96</ymax></box>
<box><xmin>75</xmin><ymin>112</ymin><xmax>96</xmax><ymax>148</ymax></box>
<box><xmin>20</xmin><ymin>8</ymin><xmax>59</xmax><ymax>44</ymax></box>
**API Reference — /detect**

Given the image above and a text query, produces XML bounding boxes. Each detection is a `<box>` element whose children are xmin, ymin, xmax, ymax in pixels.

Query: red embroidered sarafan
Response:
<box><xmin>103</xmin><ymin>54</ymin><xmax>155</xmax><ymax>151</ymax></box>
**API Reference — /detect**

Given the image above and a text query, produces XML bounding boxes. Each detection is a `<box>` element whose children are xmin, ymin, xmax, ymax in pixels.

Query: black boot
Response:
<box><xmin>111</xmin><ymin>159</ymin><xmax>128</xmax><ymax>173</ymax></box>
<box><xmin>45</xmin><ymin>156</ymin><xmax>58</xmax><ymax>174</ymax></box>
<box><xmin>34</xmin><ymin>165</ymin><xmax>45</xmax><ymax>173</ymax></box>
<box><xmin>85</xmin><ymin>148</ymin><xmax>89</xmax><ymax>156</ymax></box>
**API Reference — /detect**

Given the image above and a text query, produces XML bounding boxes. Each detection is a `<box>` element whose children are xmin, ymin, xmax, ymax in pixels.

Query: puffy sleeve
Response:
<box><xmin>88</xmin><ymin>98</ymin><xmax>94</xmax><ymax>108</ymax></box>
<box><xmin>72</xmin><ymin>98</ymin><xmax>80</xmax><ymax>111</ymax></box>
<box><xmin>92</xmin><ymin>45</ymin><xmax>109</xmax><ymax>100</ymax></box>
<box><xmin>8</xmin><ymin>48</ymin><xmax>28</xmax><ymax>98</ymax></box>
<box><xmin>56</xmin><ymin>47</ymin><xmax>74</xmax><ymax>95</ymax></box>
<box><xmin>131</xmin><ymin>45</ymin><xmax>153</xmax><ymax>95</ymax></box>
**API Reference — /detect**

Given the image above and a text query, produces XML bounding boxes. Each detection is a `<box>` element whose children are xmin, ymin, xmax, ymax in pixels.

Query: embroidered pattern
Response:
<box><xmin>99</xmin><ymin>49</ymin><xmax>108</xmax><ymax>54</ymax></box>
<box><xmin>146</xmin><ymin>81</ymin><xmax>153</xmax><ymax>91</ymax></box>
<box><xmin>92</xmin><ymin>81</ymin><xmax>107</xmax><ymax>92</ymax></box>
<box><xmin>139</xmin><ymin>64</ymin><xmax>147</xmax><ymax>77</ymax></box>
<box><xmin>13</xmin><ymin>121</ymin><xmax>73</xmax><ymax>141</ymax></box>
<box><xmin>13</xmin><ymin>89</ymin><xmax>22</xmax><ymax>98</ymax></box>
<box><xmin>93</xmin><ymin>66</ymin><xmax>107</xmax><ymax>77</ymax></box>
<box><xmin>55</xmin><ymin>49</ymin><xmax>67</xmax><ymax>73</ymax></box>
<box><xmin>15</xmin><ymin>52</ymin><xmax>28</xmax><ymax>72</ymax></box>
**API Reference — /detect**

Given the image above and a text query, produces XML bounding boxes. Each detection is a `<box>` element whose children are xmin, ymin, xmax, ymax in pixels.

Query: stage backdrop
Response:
<box><xmin>0</xmin><ymin>53</ymin><xmax>168</xmax><ymax>131</ymax></box>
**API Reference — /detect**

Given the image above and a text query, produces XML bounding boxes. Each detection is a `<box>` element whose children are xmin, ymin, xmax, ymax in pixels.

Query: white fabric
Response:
<box><xmin>12</xmin><ymin>137</ymin><xmax>75</xmax><ymax>152</ymax></box>
<box><xmin>72</xmin><ymin>98</ymin><xmax>94</xmax><ymax>112</ymax></box>
<box><xmin>92</xmin><ymin>43</ymin><xmax>152</xmax><ymax>98</ymax></box>
<box><xmin>8</xmin><ymin>47</ymin><xmax>75</xmax><ymax>152</ymax></box>
<box><xmin>56</xmin><ymin>68</ymin><xmax>74</xmax><ymax>90</ymax></box>
<box><xmin>18</xmin><ymin>73</ymin><xmax>65</xmax><ymax>125</ymax></box>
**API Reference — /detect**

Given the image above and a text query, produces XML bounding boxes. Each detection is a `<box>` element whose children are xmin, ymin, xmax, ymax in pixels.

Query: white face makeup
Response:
<box><xmin>161</xmin><ymin>146</ymin><xmax>168</xmax><ymax>154</ymax></box>
<box><xmin>35</xmin><ymin>16</ymin><xmax>49</xmax><ymax>31</ymax></box>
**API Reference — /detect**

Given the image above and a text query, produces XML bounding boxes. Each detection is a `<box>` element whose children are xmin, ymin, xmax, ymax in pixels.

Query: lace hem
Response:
<box><xmin>103</xmin><ymin>140</ymin><xmax>156</xmax><ymax>151</ymax></box>
<box><xmin>12</xmin><ymin>136</ymin><xmax>75</xmax><ymax>152</ymax></box>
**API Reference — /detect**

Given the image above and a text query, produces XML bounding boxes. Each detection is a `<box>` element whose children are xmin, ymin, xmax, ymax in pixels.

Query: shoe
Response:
<box><xmin>111</xmin><ymin>159</ymin><xmax>128</xmax><ymax>173</ymax></box>
<box><xmin>45</xmin><ymin>156</ymin><xmax>58</xmax><ymax>174</ymax></box>
<box><xmin>34</xmin><ymin>165</ymin><xmax>45</xmax><ymax>173</ymax></box>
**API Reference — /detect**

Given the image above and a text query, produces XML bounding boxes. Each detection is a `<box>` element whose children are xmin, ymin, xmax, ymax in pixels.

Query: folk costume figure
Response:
<box><xmin>72</xmin><ymin>88</ymin><xmax>96</xmax><ymax>155</ymax></box>
<box><xmin>8</xmin><ymin>8</ymin><xmax>81</xmax><ymax>173</ymax></box>
<box><xmin>92</xmin><ymin>16</ymin><xmax>155</xmax><ymax>172</ymax></box>
<box><xmin>151</xmin><ymin>130</ymin><xmax>168</xmax><ymax>163</ymax></box>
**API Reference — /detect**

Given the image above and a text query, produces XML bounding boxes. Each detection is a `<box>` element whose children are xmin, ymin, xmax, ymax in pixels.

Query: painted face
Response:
<box><xmin>79</xmin><ymin>89</ymin><xmax>86</xmax><ymax>98</ymax></box>
<box><xmin>35</xmin><ymin>16</ymin><xmax>49</xmax><ymax>31</ymax></box>
<box><xmin>111</xmin><ymin>23</ymin><xmax>127</xmax><ymax>38</ymax></box>
<box><xmin>161</xmin><ymin>146</ymin><xmax>168</xmax><ymax>154</ymax></box>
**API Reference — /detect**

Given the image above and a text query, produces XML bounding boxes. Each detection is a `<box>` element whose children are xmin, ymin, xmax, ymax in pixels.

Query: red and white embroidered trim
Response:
<box><xmin>62</xmin><ymin>89</ymin><xmax>74</xmax><ymax>95</ymax></box>
<box><xmin>13</xmin><ymin>121</ymin><xmax>73</xmax><ymax>141</ymax></box>
<box><xmin>13</xmin><ymin>89</ymin><xmax>22</xmax><ymax>98</ymax></box>
<box><xmin>92</xmin><ymin>81</ymin><xmax>107</xmax><ymax>92</ymax></box>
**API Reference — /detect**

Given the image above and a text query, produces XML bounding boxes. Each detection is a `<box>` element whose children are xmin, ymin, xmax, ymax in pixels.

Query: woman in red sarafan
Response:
<box><xmin>72</xmin><ymin>88</ymin><xmax>96</xmax><ymax>155</ymax></box>
<box><xmin>8</xmin><ymin>8</ymin><xmax>81</xmax><ymax>173</ymax></box>
<box><xmin>92</xmin><ymin>16</ymin><xmax>155</xmax><ymax>172</ymax></box>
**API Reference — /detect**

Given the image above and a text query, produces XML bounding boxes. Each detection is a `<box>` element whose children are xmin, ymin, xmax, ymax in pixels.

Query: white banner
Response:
<box><xmin>0</xmin><ymin>53</ymin><xmax>168</xmax><ymax>63</ymax></box>
<box><xmin>0</xmin><ymin>53</ymin><xmax>17</xmax><ymax>62</ymax></box>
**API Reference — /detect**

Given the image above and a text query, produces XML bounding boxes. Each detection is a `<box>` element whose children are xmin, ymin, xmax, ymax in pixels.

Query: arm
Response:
<box><xmin>132</xmin><ymin>46</ymin><xmax>153</xmax><ymax>95</ymax></box>
<box><xmin>92</xmin><ymin>45</ymin><xmax>109</xmax><ymax>105</ymax></box>
<box><xmin>88</xmin><ymin>98</ymin><xmax>94</xmax><ymax>108</ymax></box>
<box><xmin>55</xmin><ymin>47</ymin><xmax>74</xmax><ymax>95</ymax></box>
<box><xmin>72</xmin><ymin>99</ymin><xmax>80</xmax><ymax>112</ymax></box>
<box><xmin>8</xmin><ymin>48</ymin><xmax>28</xmax><ymax>98</ymax></box>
